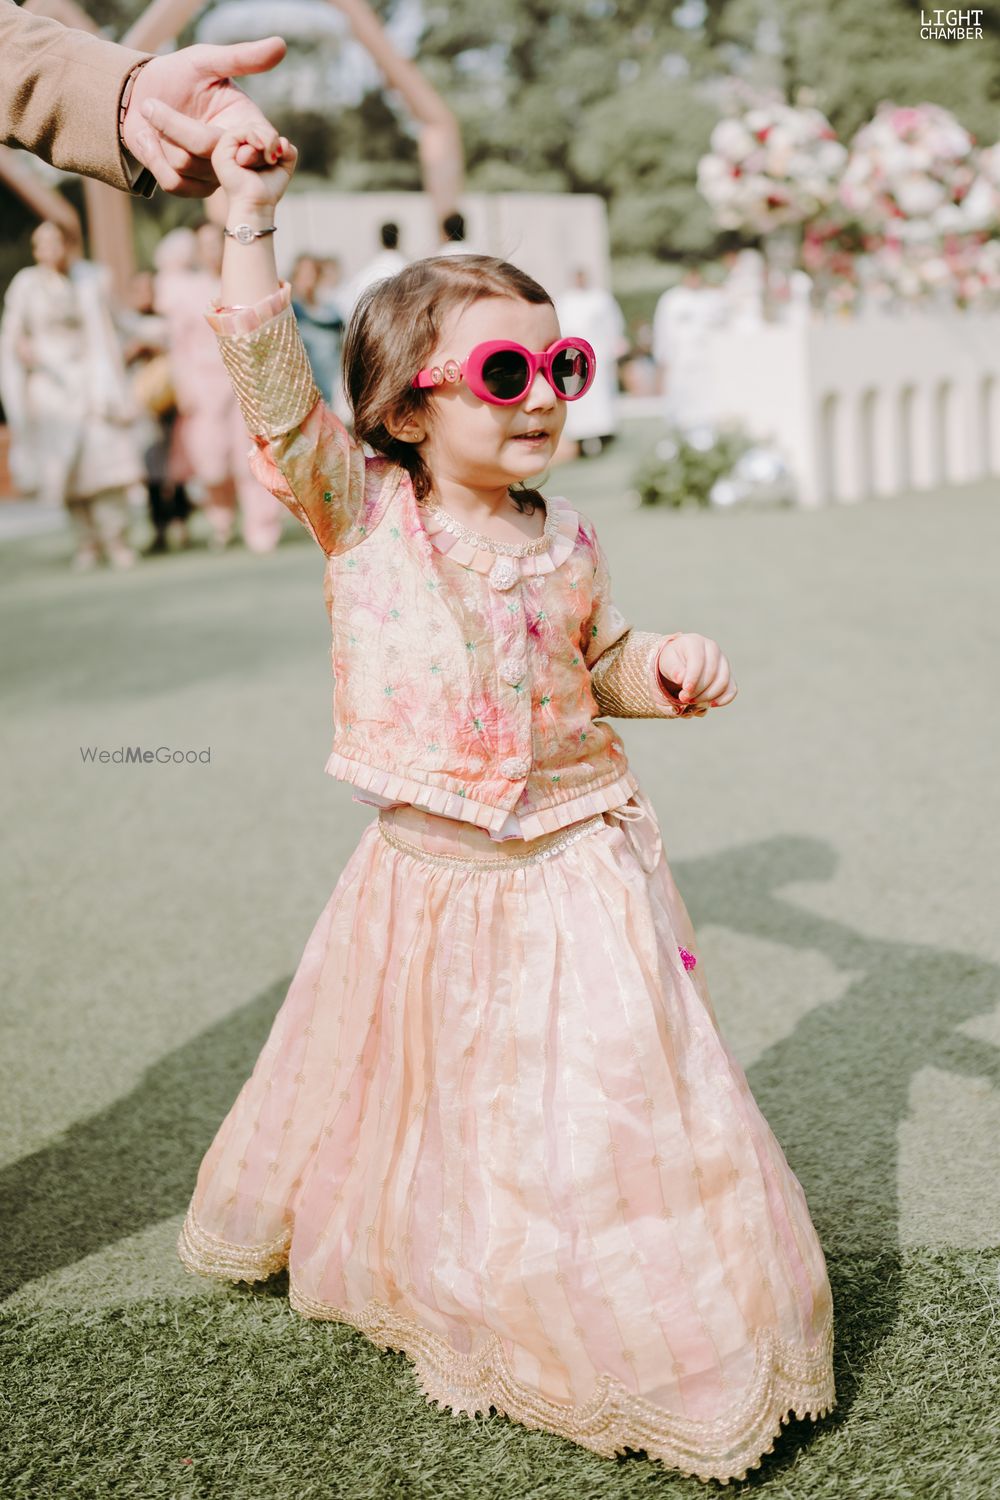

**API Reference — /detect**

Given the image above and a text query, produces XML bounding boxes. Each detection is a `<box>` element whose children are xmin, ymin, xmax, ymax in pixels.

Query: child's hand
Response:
<box><xmin>657</xmin><ymin>633</ymin><xmax>738</xmax><ymax>713</ymax></box>
<box><xmin>210</xmin><ymin>127</ymin><xmax>297</xmax><ymax>210</ymax></box>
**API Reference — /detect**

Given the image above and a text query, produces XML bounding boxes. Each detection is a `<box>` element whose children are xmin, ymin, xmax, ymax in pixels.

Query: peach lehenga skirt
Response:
<box><xmin>177</xmin><ymin>787</ymin><xmax>835</xmax><ymax>1483</ymax></box>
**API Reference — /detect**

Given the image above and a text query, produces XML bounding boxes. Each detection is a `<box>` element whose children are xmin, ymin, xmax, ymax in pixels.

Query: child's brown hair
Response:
<box><xmin>343</xmin><ymin>255</ymin><xmax>553</xmax><ymax>510</ymax></box>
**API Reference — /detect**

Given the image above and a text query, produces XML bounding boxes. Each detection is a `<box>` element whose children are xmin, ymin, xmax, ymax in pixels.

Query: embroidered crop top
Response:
<box><xmin>206</xmin><ymin>284</ymin><xmax>702</xmax><ymax>842</ymax></box>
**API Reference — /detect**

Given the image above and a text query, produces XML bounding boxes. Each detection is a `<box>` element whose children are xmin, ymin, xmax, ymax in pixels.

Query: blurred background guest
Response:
<box><xmin>0</xmin><ymin>220</ymin><xmax>141</xmax><ymax>571</ymax></box>
<box><xmin>652</xmin><ymin>262</ymin><xmax>727</xmax><ymax>430</ymax></box>
<box><xmin>122</xmin><ymin>268</ymin><xmax>192</xmax><ymax>556</ymax></box>
<box><xmin>619</xmin><ymin>320</ymin><xmax>660</xmax><ymax>397</ymax></box>
<box><xmin>437</xmin><ymin>211</ymin><xmax>479</xmax><ymax>256</ymax></box>
<box><xmin>345</xmin><ymin>222</ymin><xmax>409</xmax><ymax>311</ymax></box>
<box><xmin>154</xmin><ymin>221</ymin><xmax>284</xmax><ymax>553</ymax></box>
<box><xmin>290</xmin><ymin>252</ymin><xmax>346</xmax><ymax>416</ymax></box>
<box><xmin>554</xmin><ymin>266</ymin><xmax>627</xmax><ymax>459</ymax></box>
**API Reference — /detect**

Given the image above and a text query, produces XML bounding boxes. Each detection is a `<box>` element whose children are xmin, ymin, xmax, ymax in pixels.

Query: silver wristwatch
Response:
<box><xmin>223</xmin><ymin>224</ymin><xmax>277</xmax><ymax>245</ymax></box>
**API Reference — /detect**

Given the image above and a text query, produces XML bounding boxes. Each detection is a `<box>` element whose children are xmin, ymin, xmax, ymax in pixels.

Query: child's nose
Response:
<box><xmin>524</xmin><ymin>369</ymin><xmax>556</xmax><ymax>409</ymax></box>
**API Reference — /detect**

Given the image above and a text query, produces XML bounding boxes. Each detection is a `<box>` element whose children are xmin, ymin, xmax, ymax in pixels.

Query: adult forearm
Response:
<box><xmin>0</xmin><ymin>0</ymin><xmax>147</xmax><ymax>190</ymax></box>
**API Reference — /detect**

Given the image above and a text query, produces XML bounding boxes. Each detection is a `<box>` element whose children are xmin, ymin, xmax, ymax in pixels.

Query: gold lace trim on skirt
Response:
<box><xmin>177</xmin><ymin>1207</ymin><xmax>835</xmax><ymax>1484</ymax></box>
<box><xmin>376</xmin><ymin>810</ymin><xmax>607</xmax><ymax>870</ymax></box>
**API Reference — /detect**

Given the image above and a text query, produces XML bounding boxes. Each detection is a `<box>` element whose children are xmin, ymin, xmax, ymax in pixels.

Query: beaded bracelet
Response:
<box><xmin>118</xmin><ymin>58</ymin><xmax>150</xmax><ymax>152</ymax></box>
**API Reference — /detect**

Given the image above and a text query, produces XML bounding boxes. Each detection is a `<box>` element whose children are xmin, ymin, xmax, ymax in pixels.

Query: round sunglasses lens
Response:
<box><xmin>480</xmin><ymin>349</ymin><xmax>530</xmax><ymax>400</ymax></box>
<box><xmin>551</xmin><ymin>345</ymin><xmax>590</xmax><ymax>397</ymax></box>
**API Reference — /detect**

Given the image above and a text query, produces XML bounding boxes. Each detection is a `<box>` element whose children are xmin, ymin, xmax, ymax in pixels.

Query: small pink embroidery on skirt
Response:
<box><xmin>678</xmin><ymin>946</ymin><xmax>697</xmax><ymax>971</ymax></box>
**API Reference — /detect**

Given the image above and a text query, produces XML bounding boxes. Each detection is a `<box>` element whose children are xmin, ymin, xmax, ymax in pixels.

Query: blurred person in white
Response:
<box><xmin>154</xmin><ymin>221</ymin><xmax>285</xmax><ymax>552</ymax></box>
<box><xmin>652</xmin><ymin>263</ymin><xmax>728</xmax><ymax>430</ymax></box>
<box><xmin>344</xmin><ymin>222</ymin><xmax>409</xmax><ymax>312</ymax></box>
<box><xmin>554</xmin><ymin>267</ymin><xmax>627</xmax><ymax>458</ymax></box>
<box><xmin>720</xmin><ymin>248</ymin><xmax>766</xmax><ymax>331</ymax></box>
<box><xmin>437</xmin><ymin>210</ymin><xmax>480</xmax><ymax>256</ymax></box>
<box><xmin>0</xmin><ymin>220</ymin><xmax>142</xmax><ymax>571</ymax></box>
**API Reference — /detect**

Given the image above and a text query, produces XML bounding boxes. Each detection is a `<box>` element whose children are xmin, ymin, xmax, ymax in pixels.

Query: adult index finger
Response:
<box><xmin>141</xmin><ymin>100</ymin><xmax>221</xmax><ymax>160</ymax></box>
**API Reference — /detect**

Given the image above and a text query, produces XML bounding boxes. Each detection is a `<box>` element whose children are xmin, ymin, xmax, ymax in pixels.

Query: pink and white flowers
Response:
<box><xmin>838</xmin><ymin>103</ymin><xmax>977</xmax><ymax>243</ymax></box>
<box><xmin>697</xmin><ymin>99</ymin><xmax>847</xmax><ymax>234</ymax></box>
<box><xmin>697</xmin><ymin>95</ymin><xmax>1000</xmax><ymax>309</ymax></box>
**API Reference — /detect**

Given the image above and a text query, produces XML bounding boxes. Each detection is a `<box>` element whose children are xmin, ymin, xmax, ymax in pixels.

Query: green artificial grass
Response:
<box><xmin>2</xmin><ymin>429</ymin><xmax>999</xmax><ymax>1498</ymax></box>
<box><xmin>2</xmin><ymin>1250</ymin><xmax>998</xmax><ymax>1499</ymax></box>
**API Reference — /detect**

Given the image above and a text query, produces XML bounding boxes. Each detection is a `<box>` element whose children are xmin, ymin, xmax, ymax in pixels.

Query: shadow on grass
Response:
<box><xmin>2</xmin><ymin>830</ymin><xmax>997</xmax><ymax>1485</ymax></box>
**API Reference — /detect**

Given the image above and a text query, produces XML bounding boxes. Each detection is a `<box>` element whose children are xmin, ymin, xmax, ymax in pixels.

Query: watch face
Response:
<box><xmin>235</xmin><ymin>225</ymin><xmax>254</xmax><ymax>245</ymax></box>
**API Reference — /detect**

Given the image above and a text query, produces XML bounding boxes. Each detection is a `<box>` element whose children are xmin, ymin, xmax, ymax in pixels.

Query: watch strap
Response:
<box><xmin>224</xmin><ymin>224</ymin><xmax>278</xmax><ymax>245</ymax></box>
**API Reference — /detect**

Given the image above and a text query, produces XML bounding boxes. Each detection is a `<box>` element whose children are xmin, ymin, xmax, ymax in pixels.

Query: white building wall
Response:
<box><xmin>275</xmin><ymin>191</ymin><xmax>610</xmax><ymax>302</ymax></box>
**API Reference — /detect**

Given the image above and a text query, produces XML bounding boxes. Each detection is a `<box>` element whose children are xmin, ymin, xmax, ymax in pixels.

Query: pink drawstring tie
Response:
<box><xmin>606</xmin><ymin>802</ymin><xmax>647</xmax><ymax>825</ymax></box>
<box><xmin>607</xmin><ymin>804</ymin><xmax>696</xmax><ymax>971</ymax></box>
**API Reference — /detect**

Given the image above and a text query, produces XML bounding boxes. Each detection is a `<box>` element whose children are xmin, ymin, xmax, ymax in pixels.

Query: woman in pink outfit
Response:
<box><xmin>155</xmin><ymin>221</ymin><xmax>285</xmax><ymax>553</ymax></box>
<box><xmin>176</xmin><ymin>128</ymin><xmax>836</xmax><ymax>1484</ymax></box>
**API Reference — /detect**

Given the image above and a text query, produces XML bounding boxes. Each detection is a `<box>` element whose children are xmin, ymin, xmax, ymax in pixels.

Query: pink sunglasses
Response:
<box><xmin>412</xmin><ymin>338</ymin><xmax>597</xmax><ymax>405</ymax></box>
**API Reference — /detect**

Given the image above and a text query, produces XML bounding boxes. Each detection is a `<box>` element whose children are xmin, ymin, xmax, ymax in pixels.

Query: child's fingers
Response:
<box><xmin>211</xmin><ymin>126</ymin><xmax>271</xmax><ymax>179</ymax></box>
<box><xmin>233</xmin><ymin>135</ymin><xmax>282</xmax><ymax>168</ymax></box>
<box><xmin>679</xmin><ymin>638</ymin><xmax>708</xmax><ymax>701</ymax></box>
<box><xmin>227</xmin><ymin>134</ymin><xmax>296</xmax><ymax>176</ymax></box>
<box><xmin>710</xmin><ymin>682</ymin><xmax>739</xmax><ymax>707</ymax></box>
<box><xmin>698</xmin><ymin>657</ymin><xmax>733</xmax><ymax>706</ymax></box>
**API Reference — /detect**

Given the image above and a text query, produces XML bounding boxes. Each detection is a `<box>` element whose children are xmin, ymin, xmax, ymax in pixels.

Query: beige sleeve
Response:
<box><xmin>208</xmin><ymin>285</ymin><xmax>373</xmax><ymax>558</ymax></box>
<box><xmin>0</xmin><ymin>0</ymin><xmax>149</xmax><ymax>192</ymax></box>
<box><xmin>583</xmin><ymin>525</ymin><xmax>700</xmax><ymax>720</ymax></box>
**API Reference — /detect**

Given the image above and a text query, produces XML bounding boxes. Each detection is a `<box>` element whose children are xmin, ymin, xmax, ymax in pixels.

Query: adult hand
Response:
<box><xmin>657</xmin><ymin>633</ymin><xmax>738</xmax><ymax>713</ymax></box>
<box><xmin>122</xmin><ymin>38</ymin><xmax>288</xmax><ymax>198</ymax></box>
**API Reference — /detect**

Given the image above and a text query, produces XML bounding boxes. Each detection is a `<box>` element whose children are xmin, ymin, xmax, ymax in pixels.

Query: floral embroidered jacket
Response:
<box><xmin>207</xmin><ymin>284</ymin><xmax>700</xmax><ymax>841</ymax></box>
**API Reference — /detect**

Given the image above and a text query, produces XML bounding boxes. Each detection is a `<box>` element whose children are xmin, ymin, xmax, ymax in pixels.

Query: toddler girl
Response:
<box><xmin>177</xmin><ymin>127</ymin><xmax>835</xmax><ymax>1484</ymax></box>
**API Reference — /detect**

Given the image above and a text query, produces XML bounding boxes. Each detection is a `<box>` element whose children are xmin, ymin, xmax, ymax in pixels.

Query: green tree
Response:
<box><xmin>718</xmin><ymin>0</ymin><xmax>1000</xmax><ymax>143</ymax></box>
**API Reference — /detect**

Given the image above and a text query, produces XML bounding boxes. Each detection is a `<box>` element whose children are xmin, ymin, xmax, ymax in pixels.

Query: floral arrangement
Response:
<box><xmin>838</xmin><ymin>103</ymin><xmax>977</xmax><ymax>243</ymax></box>
<box><xmin>696</xmin><ymin>95</ymin><xmax>1000</xmax><ymax>312</ymax></box>
<box><xmin>869</xmin><ymin>232</ymin><xmax>1000</xmax><ymax>307</ymax></box>
<box><xmin>697</xmin><ymin>99</ymin><xmax>847</xmax><ymax>235</ymax></box>
<box><xmin>631</xmin><ymin>426</ymin><xmax>795</xmax><ymax>510</ymax></box>
<box><xmin>960</xmin><ymin>142</ymin><xmax>1000</xmax><ymax>233</ymax></box>
<box><xmin>800</xmin><ymin>218</ymin><xmax>870</xmax><ymax>313</ymax></box>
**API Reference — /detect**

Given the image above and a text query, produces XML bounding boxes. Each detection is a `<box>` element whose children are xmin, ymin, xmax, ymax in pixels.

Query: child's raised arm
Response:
<box><xmin>202</xmin><ymin>129</ymin><xmax>380</xmax><ymax>557</ymax></box>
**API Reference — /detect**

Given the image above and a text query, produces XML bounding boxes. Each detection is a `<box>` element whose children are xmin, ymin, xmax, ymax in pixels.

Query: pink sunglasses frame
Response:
<box><xmin>412</xmin><ymin>337</ymin><xmax>597</xmax><ymax>405</ymax></box>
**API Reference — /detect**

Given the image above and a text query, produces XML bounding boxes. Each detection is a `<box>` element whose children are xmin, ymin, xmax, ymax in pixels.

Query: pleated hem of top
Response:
<box><xmin>176</xmin><ymin>1207</ymin><xmax>836</xmax><ymax>1486</ymax></box>
<box><xmin>323</xmin><ymin>749</ymin><xmax>640</xmax><ymax>840</ymax></box>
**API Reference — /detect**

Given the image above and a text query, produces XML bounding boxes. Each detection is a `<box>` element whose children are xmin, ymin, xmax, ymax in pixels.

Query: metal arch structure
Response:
<box><xmin>0</xmin><ymin>0</ymin><xmax>465</xmax><ymax>295</ymax></box>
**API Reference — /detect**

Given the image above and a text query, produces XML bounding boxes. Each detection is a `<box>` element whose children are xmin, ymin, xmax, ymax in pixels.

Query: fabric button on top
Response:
<box><xmin>500</xmin><ymin>755</ymin><xmax>530</xmax><ymax>780</ymax></box>
<box><xmin>488</xmin><ymin>558</ymin><xmax>520</xmax><ymax>591</ymax></box>
<box><xmin>500</xmin><ymin>651</ymin><xmax>527</xmax><ymax>685</ymax></box>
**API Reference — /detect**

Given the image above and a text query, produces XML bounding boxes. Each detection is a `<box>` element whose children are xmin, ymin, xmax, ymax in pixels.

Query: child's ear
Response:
<box><xmin>386</xmin><ymin>407</ymin><xmax>426</xmax><ymax>445</ymax></box>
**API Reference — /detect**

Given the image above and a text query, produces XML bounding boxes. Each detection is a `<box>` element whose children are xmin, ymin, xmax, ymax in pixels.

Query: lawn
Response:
<box><xmin>2</xmin><ymin>427</ymin><xmax>998</xmax><ymax>1498</ymax></box>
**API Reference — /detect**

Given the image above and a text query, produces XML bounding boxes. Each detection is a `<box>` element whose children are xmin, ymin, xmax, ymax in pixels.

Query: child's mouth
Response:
<box><xmin>512</xmin><ymin>431</ymin><xmax>551</xmax><ymax>444</ymax></box>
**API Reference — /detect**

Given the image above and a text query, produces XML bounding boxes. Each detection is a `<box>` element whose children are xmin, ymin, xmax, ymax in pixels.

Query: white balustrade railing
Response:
<box><xmin>700</xmin><ymin>311</ymin><xmax>1000</xmax><ymax>505</ymax></box>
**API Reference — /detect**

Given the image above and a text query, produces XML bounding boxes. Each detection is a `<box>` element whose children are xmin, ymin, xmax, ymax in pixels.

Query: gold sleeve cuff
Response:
<box><xmin>590</xmin><ymin>629</ymin><xmax>695</xmax><ymax>719</ymax></box>
<box><xmin>214</xmin><ymin>303</ymin><xmax>323</xmax><ymax>439</ymax></box>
